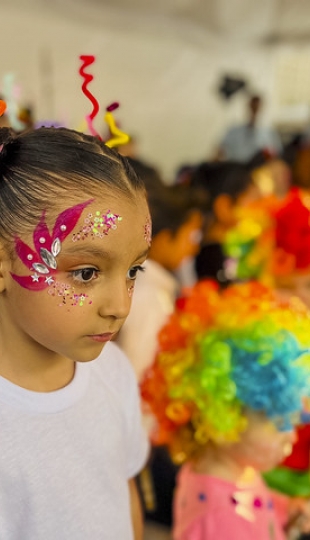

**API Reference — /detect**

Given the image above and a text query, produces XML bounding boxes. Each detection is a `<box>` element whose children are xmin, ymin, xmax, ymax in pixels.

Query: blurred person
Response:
<box><xmin>218</xmin><ymin>94</ymin><xmax>282</xmax><ymax>162</ymax></box>
<box><xmin>189</xmin><ymin>161</ymin><xmax>260</xmax><ymax>287</ymax></box>
<box><xmin>141</xmin><ymin>280</ymin><xmax>310</xmax><ymax>540</ymax></box>
<box><xmin>248</xmin><ymin>150</ymin><xmax>291</xmax><ymax>200</ymax></box>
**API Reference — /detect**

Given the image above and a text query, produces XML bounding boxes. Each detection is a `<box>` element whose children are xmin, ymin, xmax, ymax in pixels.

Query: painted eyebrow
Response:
<box><xmin>61</xmin><ymin>245</ymin><xmax>149</xmax><ymax>260</ymax></box>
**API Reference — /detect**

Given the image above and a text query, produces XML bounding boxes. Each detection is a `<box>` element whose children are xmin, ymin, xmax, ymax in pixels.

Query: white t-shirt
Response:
<box><xmin>0</xmin><ymin>341</ymin><xmax>149</xmax><ymax>540</ymax></box>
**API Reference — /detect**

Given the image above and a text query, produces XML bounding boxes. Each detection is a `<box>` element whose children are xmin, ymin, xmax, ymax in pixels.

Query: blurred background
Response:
<box><xmin>2</xmin><ymin>0</ymin><xmax>310</xmax><ymax>180</ymax></box>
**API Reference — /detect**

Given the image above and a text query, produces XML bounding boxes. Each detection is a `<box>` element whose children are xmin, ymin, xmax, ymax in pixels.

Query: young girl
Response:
<box><xmin>0</xmin><ymin>126</ymin><xmax>151</xmax><ymax>539</ymax></box>
<box><xmin>141</xmin><ymin>280</ymin><xmax>310</xmax><ymax>539</ymax></box>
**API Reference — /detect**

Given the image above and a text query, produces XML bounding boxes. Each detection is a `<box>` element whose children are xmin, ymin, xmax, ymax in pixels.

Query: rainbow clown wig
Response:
<box><xmin>141</xmin><ymin>280</ymin><xmax>310</xmax><ymax>463</ymax></box>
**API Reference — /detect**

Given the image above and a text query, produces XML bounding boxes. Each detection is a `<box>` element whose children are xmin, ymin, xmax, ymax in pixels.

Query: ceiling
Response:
<box><xmin>49</xmin><ymin>0</ymin><xmax>310</xmax><ymax>45</ymax></box>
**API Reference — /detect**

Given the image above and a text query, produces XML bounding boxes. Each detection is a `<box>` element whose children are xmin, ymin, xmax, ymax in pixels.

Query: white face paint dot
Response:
<box><xmin>60</xmin><ymin>225</ymin><xmax>67</xmax><ymax>232</ymax></box>
<box><xmin>39</xmin><ymin>237</ymin><xmax>46</xmax><ymax>244</ymax></box>
<box><xmin>27</xmin><ymin>254</ymin><xmax>33</xmax><ymax>261</ymax></box>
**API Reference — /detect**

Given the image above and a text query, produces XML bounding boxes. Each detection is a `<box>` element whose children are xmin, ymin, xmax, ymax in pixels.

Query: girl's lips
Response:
<box><xmin>88</xmin><ymin>333</ymin><xmax>114</xmax><ymax>343</ymax></box>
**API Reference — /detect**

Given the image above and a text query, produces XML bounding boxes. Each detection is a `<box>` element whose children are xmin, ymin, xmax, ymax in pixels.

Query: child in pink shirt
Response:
<box><xmin>141</xmin><ymin>280</ymin><xmax>310</xmax><ymax>539</ymax></box>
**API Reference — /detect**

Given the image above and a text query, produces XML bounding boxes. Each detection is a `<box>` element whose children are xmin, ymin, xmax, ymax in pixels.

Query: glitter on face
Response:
<box><xmin>72</xmin><ymin>210</ymin><xmax>122</xmax><ymax>242</ymax></box>
<box><xmin>47</xmin><ymin>281</ymin><xmax>92</xmax><ymax>307</ymax></box>
<box><xmin>144</xmin><ymin>217</ymin><xmax>152</xmax><ymax>246</ymax></box>
<box><xmin>10</xmin><ymin>201</ymin><xmax>127</xmax><ymax>309</ymax></box>
<box><xmin>128</xmin><ymin>284</ymin><xmax>135</xmax><ymax>298</ymax></box>
<box><xmin>11</xmin><ymin>199</ymin><xmax>93</xmax><ymax>291</ymax></box>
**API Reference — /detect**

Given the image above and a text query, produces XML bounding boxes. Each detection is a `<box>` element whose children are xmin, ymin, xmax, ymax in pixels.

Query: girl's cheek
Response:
<box><xmin>46</xmin><ymin>279</ymin><xmax>93</xmax><ymax>308</ymax></box>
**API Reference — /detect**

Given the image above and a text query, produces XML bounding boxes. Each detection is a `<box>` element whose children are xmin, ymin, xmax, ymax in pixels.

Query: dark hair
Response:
<box><xmin>0</xmin><ymin>127</ymin><xmax>145</xmax><ymax>243</ymax></box>
<box><xmin>148</xmin><ymin>184</ymin><xmax>202</xmax><ymax>238</ymax></box>
<box><xmin>246</xmin><ymin>149</ymin><xmax>275</xmax><ymax>171</ymax></box>
<box><xmin>126</xmin><ymin>157</ymin><xmax>164</xmax><ymax>195</ymax></box>
<box><xmin>189</xmin><ymin>161</ymin><xmax>252</xmax><ymax>210</ymax></box>
<box><xmin>126</xmin><ymin>157</ymin><xmax>203</xmax><ymax>237</ymax></box>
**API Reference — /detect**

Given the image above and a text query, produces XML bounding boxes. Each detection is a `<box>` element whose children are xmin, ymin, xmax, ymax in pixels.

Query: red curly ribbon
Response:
<box><xmin>79</xmin><ymin>55</ymin><xmax>102</xmax><ymax>139</ymax></box>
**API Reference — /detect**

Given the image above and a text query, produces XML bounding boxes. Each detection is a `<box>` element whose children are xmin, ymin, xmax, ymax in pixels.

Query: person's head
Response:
<box><xmin>0</xmin><ymin>126</ymin><xmax>151</xmax><ymax>363</ymax></box>
<box><xmin>189</xmin><ymin>161</ymin><xmax>259</xmax><ymax>230</ymax></box>
<box><xmin>126</xmin><ymin>158</ymin><xmax>203</xmax><ymax>270</ymax></box>
<box><xmin>146</xmin><ymin>184</ymin><xmax>203</xmax><ymax>271</ymax></box>
<box><xmin>174</xmin><ymin>164</ymin><xmax>196</xmax><ymax>187</ymax></box>
<box><xmin>141</xmin><ymin>280</ymin><xmax>310</xmax><ymax>470</ymax></box>
<box><xmin>248</xmin><ymin>94</ymin><xmax>262</xmax><ymax>124</ymax></box>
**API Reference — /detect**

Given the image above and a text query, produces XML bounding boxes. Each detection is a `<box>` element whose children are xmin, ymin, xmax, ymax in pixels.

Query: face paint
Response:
<box><xmin>128</xmin><ymin>284</ymin><xmax>135</xmax><ymax>298</ymax></box>
<box><xmin>72</xmin><ymin>210</ymin><xmax>122</xmax><ymax>242</ymax></box>
<box><xmin>144</xmin><ymin>216</ymin><xmax>152</xmax><ymax>246</ymax></box>
<box><xmin>47</xmin><ymin>281</ymin><xmax>92</xmax><ymax>307</ymax></box>
<box><xmin>11</xmin><ymin>200</ymin><xmax>94</xmax><ymax>290</ymax></box>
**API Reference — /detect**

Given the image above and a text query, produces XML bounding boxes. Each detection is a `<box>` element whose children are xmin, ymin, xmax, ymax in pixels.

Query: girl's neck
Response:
<box><xmin>0</xmin><ymin>335</ymin><xmax>75</xmax><ymax>392</ymax></box>
<box><xmin>0</xmin><ymin>306</ymin><xmax>76</xmax><ymax>392</ymax></box>
<box><xmin>0</xmin><ymin>353</ymin><xmax>75</xmax><ymax>392</ymax></box>
<box><xmin>191</xmin><ymin>442</ymin><xmax>259</xmax><ymax>486</ymax></box>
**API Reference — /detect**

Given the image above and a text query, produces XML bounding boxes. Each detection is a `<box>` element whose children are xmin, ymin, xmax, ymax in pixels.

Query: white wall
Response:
<box><xmin>1</xmin><ymin>0</ymin><xmax>309</xmax><ymax>181</ymax></box>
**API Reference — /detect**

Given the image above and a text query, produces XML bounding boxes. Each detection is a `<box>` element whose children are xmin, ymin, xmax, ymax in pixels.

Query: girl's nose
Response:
<box><xmin>98</xmin><ymin>280</ymin><xmax>132</xmax><ymax>321</ymax></box>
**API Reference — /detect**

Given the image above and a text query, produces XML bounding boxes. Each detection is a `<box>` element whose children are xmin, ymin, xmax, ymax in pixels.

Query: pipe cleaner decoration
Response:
<box><xmin>141</xmin><ymin>280</ymin><xmax>310</xmax><ymax>463</ymax></box>
<box><xmin>104</xmin><ymin>102</ymin><xmax>130</xmax><ymax>149</ymax></box>
<box><xmin>78</xmin><ymin>56</ymin><xmax>130</xmax><ymax>148</ymax></box>
<box><xmin>79</xmin><ymin>55</ymin><xmax>102</xmax><ymax>140</ymax></box>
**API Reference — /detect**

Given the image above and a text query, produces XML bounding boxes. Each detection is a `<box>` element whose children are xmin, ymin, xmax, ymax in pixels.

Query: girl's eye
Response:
<box><xmin>71</xmin><ymin>268</ymin><xmax>98</xmax><ymax>283</ymax></box>
<box><xmin>127</xmin><ymin>265</ymin><xmax>145</xmax><ymax>281</ymax></box>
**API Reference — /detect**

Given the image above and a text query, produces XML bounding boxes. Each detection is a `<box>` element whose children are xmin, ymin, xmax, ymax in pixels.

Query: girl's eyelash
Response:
<box><xmin>69</xmin><ymin>264</ymin><xmax>146</xmax><ymax>284</ymax></box>
<box><xmin>127</xmin><ymin>265</ymin><xmax>146</xmax><ymax>280</ymax></box>
<box><xmin>70</xmin><ymin>267</ymin><xmax>99</xmax><ymax>284</ymax></box>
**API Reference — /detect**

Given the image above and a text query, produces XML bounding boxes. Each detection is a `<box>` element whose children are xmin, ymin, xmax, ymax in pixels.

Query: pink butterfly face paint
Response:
<box><xmin>10</xmin><ymin>201</ymin><xmax>123</xmax><ymax>302</ymax></box>
<box><xmin>11</xmin><ymin>200</ymin><xmax>94</xmax><ymax>291</ymax></box>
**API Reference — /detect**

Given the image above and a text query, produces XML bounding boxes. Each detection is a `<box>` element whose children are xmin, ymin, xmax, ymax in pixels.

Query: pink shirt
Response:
<box><xmin>173</xmin><ymin>463</ymin><xmax>288</xmax><ymax>540</ymax></box>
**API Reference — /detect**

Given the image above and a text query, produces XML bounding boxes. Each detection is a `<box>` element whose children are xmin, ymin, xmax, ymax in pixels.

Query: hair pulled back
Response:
<box><xmin>0</xmin><ymin>127</ymin><xmax>145</xmax><ymax>243</ymax></box>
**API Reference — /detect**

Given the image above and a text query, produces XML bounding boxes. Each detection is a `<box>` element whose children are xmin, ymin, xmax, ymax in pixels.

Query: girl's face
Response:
<box><xmin>0</xmin><ymin>192</ymin><xmax>150</xmax><ymax>365</ymax></box>
<box><xmin>225</xmin><ymin>411</ymin><xmax>297</xmax><ymax>473</ymax></box>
